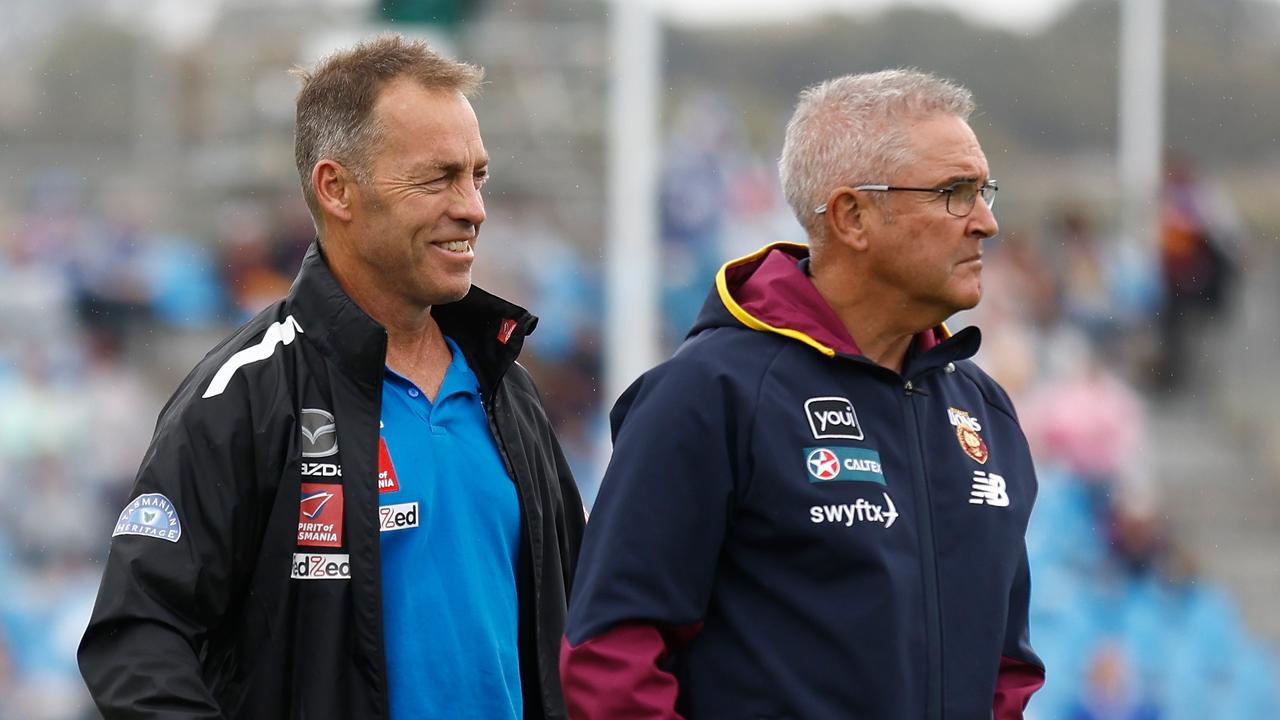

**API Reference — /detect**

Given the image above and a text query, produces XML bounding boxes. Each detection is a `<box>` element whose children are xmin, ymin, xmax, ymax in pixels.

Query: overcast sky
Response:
<box><xmin>650</xmin><ymin>0</ymin><xmax>1099</xmax><ymax>31</ymax></box>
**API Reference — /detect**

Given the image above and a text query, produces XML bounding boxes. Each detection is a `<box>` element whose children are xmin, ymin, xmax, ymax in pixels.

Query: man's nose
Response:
<box><xmin>451</xmin><ymin>182</ymin><xmax>486</xmax><ymax>228</ymax></box>
<box><xmin>968</xmin><ymin>197</ymin><xmax>998</xmax><ymax>239</ymax></box>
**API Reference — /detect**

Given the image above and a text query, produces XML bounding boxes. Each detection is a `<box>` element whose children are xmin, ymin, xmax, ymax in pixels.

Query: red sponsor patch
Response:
<box><xmin>298</xmin><ymin>483</ymin><xmax>343</xmax><ymax>547</ymax></box>
<box><xmin>378</xmin><ymin>436</ymin><xmax>400</xmax><ymax>494</ymax></box>
<box><xmin>497</xmin><ymin>318</ymin><xmax>518</xmax><ymax>344</ymax></box>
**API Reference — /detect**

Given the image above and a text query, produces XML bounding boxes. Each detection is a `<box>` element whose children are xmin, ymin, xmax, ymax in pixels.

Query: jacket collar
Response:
<box><xmin>287</xmin><ymin>241</ymin><xmax>537</xmax><ymax>398</ymax></box>
<box><xmin>703</xmin><ymin>242</ymin><xmax>965</xmax><ymax>362</ymax></box>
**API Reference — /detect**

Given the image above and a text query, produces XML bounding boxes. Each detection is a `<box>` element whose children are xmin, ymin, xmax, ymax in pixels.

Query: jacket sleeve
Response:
<box><xmin>78</xmin><ymin>381</ymin><xmax>268</xmax><ymax>719</ymax></box>
<box><xmin>992</xmin><ymin>548</ymin><xmax>1045</xmax><ymax>719</ymax></box>
<box><xmin>561</xmin><ymin>358</ymin><xmax>740</xmax><ymax>719</ymax></box>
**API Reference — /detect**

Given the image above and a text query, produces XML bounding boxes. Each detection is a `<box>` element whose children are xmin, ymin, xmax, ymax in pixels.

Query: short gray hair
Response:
<box><xmin>778</xmin><ymin>69</ymin><xmax>975</xmax><ymax>242</ymax></box>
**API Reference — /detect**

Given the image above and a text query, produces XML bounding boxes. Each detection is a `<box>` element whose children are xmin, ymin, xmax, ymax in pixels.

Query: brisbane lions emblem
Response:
<box><xmin>948</xmin><ymin>407</ymin><xmax>989</xmax><ymax>464</ymax></box>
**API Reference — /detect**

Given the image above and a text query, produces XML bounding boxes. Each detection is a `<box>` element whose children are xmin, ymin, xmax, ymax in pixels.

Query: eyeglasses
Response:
<box><xmin>814</xmin><ymin>179</ymin><xmax>998</xmax><ymax>218</ymax></box>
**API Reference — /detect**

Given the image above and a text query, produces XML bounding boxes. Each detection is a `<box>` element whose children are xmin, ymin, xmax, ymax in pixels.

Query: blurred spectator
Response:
<box><xmin>69</xmin><ymin>198</ymin><xmax>153</xmax><ymax>340</ymax></box>
<box><xmin>1154</xmin><ymin>153</ymin><xmax>1244</xmax><ymax>390</ymax></box>
<box><xmin>11</xmin><ymin>454</ymin><xmax>103</xmax><ymax>565</ymax></box>
<box><xmin>266</xmin><ymin>199</ymin><xmax>317</xmax><ymax>275</ymax></box>
<box><xmin>0</xmin><ymin>344</ymin><xmax>85</xmax><ymax>468</ymax></box>
<box><xmin>965</xmin><ymin>229</ymin><xmax>1056</xmax><ymax>397</ymax></box>
<box><xmin>1021</xmin><ymin>332</ymin><xmax>1149</xmax><ymax>509</ymax></box>
<box><xmin>985</xmin><ymin>229</ymin><xmax>1059</xmax><ymax>331</ymax></box>
<box><xmin>78</xmin><ymin>332</ymin><xmax>163</xmax><ymax>508</ymax></box>
<box><xmin>517</xmin><ymin>223</ymin><xmax>598</xmax><ymax>360</ymax></box>
<box><xmin>139</xmin><ymin>236</ymin><xmax>226</xmax><ymax>329</ymax></box>
<box><xmin>0</xmin><ymin>223</ymin><xmax>78</xmax><ymax>370</ymax></box>
<box><xmin>1067</xmin><ymin>642</ymin><xmax>1160</xmax><ymax>720</ymax></box>
<box><xmin>659</xmin><ymin>91</ymin><xmax>736</xmax><ymax>344</ymax></box>
<box><xmin>1051</xmin><ymin>208</ymin><xmax>1119</xmax><ymax>343</ymax></box>
<box><xmin>1107</xmin><ymin>490</ymin><xmax>1169</xmax><ymax>578</ymax></box>
<box><xmin>217</xmin><ymin>202</ymin><xmax>294</xmax><ymax>321</ymax></box>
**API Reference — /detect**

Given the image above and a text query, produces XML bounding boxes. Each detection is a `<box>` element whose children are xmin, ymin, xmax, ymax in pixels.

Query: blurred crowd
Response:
<box><xmin>0</xmin><ymin>177</ymin><xmax>281</xmax><ymax>719</ymax></box>
<box><xmin>0</xmin><ymin>86</ymin><xmax>1275</xmax><ymax>718</ymax></box>
<box><xmin>960</xmin><ymin>156</ymin><xmax>1273</xmax><ymax>717</ymax></box>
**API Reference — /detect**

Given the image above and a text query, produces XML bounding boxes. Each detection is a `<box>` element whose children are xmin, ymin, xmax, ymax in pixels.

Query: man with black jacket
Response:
<box><xmin>79</xmin><ymin>36</ymin><xmax>585</xmax><ymax>720</ymax></box>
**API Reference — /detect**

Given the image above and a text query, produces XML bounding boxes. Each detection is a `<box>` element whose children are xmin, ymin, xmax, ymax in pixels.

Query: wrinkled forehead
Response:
<box><xmin>893</xmin><ymin>114</ymin><xmax>989</xmax><ymax>184</ymax></box>
<box><xmin>370</xmin><ymin>81</ymin><xmax>486</xmax><ymax>166</ymax></box>
<box><xmin>373</xmin><ymin>80</ymin><xmax>479</xmax><ymax>134</ymax></box>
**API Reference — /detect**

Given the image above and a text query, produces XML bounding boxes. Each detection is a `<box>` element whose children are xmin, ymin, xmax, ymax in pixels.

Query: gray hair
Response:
<box><xmin>778</xmin><ymin>69</ymin><xmax>975</xmax><ymax>243</ymax></box>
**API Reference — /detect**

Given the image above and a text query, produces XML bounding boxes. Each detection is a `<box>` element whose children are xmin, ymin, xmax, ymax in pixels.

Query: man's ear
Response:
<box><xmin>312</xmin><ymin>159</ymin><xmax>356</xmax><ymax>224</ymax></box>
<box><xmin>825</xmin><ymin>188</ymin><xmax>872</xmax><ymax>252</ymax></box>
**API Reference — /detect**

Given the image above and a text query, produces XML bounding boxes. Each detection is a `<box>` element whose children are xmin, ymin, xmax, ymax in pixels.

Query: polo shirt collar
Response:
<box><xmin>383</xmin><ymin>335</ymin><xmax>480</xmax><ymax>404</ymax></box>
<box><xmin>435</xmin><ymin>336</ymin><xmax>480</xmax><ymax>402</ymax></box>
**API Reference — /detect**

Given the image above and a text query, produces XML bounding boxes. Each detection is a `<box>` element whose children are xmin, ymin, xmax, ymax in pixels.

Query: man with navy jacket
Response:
<box><xmin>562</xmin><ymin>69</ymin><xmax>1044</xmax><ymax>719</ymax></box>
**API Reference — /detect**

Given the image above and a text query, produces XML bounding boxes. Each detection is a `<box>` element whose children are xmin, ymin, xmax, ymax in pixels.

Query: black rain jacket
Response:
<box><xmin>79</xmin><ymin>242</ymin><xmax>586</xmax><ymax>719</ymax></box>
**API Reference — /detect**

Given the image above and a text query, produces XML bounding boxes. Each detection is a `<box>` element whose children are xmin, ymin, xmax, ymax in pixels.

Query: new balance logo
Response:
<box><xmin>970</xmin><ymin>470</ymin><xmax>1010</xmax><ymax>507</ymax></box>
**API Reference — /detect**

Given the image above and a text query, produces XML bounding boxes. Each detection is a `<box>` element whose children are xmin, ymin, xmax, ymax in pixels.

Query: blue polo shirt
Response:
<box><xmin>379</xmin><ymin>336</ymin><xmax>522</xmax><ymax>720</ymax></box>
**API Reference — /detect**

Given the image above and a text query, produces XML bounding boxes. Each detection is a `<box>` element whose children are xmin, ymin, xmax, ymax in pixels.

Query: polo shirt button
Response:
<box><xmin>408</xmin><ymin>388</ymin><xmax>420</xmax><ymax>398</ymax></box>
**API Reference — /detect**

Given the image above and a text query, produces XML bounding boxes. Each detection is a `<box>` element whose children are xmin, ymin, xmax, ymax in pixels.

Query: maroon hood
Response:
<box><xmin>693</xmin><ymin>242</ymin><xmax>946</xmax><ymax>357</ymax></box>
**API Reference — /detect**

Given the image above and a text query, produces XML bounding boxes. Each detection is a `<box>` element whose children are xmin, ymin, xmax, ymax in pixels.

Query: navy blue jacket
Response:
<box><xmin>562</xmin><ymin>243</ymin><xmax>1044</xmax><ymax>719</ymax></box>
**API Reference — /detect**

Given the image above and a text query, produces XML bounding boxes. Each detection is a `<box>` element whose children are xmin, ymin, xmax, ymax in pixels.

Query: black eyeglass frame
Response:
<box><xmin>813</xmin><ymin>179</ymin><xmax>998</xmax><ymax>218</ymax></box>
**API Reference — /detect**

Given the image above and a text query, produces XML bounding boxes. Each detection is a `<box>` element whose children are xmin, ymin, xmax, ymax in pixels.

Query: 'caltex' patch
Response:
<box><xmin>804</xmin><ymin>446</ymin><xmax>886</xmax><ymax>485</ymax></box>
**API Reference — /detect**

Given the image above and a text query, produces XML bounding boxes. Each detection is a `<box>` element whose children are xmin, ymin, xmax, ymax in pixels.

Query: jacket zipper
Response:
<box><xmin>903</xmin><ymin>379</ymin><xmax>945</xmax><ymax>720</ymax></box>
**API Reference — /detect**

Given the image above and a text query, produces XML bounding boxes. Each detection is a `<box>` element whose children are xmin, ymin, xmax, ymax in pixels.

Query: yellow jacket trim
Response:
<box><xmin>714</xmin><ymin>242</ymin><xmax>837</xmax><ymax>358</ymax></box>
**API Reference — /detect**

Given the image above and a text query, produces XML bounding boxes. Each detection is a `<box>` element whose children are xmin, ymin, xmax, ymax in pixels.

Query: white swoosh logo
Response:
<box><xmin>203</xmin><ymin>316</ymin><xmax>303</xmax><ymax>398</ymax></box>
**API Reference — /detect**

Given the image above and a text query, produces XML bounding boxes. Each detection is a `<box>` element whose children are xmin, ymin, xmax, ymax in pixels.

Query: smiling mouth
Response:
<box><xmin>435</xmin><ymin>240</ymin><xmax>471</xmax><ymax>254</ymax></box>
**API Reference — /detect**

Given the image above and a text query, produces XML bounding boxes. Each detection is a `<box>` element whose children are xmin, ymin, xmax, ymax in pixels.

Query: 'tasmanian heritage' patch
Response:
<box><xmin>298</xmin><ymin>483</ymin><xmax>344</xmax><ymax>547</ymax></box>
<box><xmin>804</xmin><ymin>446</ymin><xmax>886</xmax><ymax>485</ymax></box>
<box><xmin>113</xmin><ymin>493</ymin><xmax>182</xmax><ymax>543</ymax></box>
